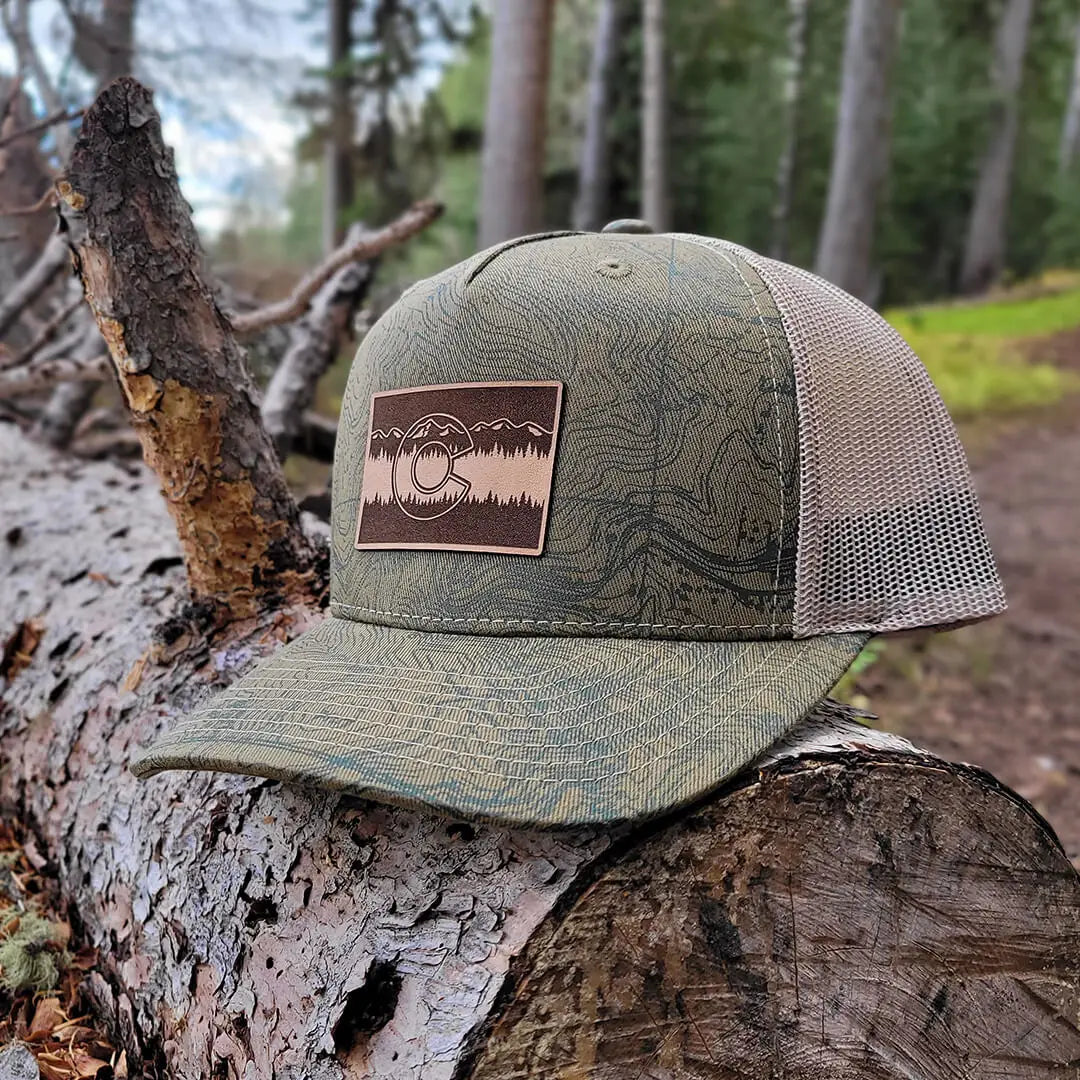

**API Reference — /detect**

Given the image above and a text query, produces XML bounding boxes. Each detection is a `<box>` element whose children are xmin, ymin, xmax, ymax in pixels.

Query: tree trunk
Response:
<box><xmin>99</xmin><ymin>0</ymin><xmax>136</xmax><ymax>82</ymax></box>
<box><xmin>640</xmin><ymin>0</ymin><xmax>669</xmax><ymax>232</ymax></box>
<box><xmin>323</xmin><ymin>0</ymin><xmax>356</xmax><ymax>255</ymax></box>
<box><xmin>771</xmin><ymin>0</ymin><xmax>812</xmax><ymax>260</ymax></box>
<box><xmin>813</xmin><ymin>0</ymin><xmax>904</xmax><ymax>301</ymax></box>
<box><xmin>477</xmin><ymin>0</ymin><xmax>555</xmax><ymax>248</ymax></box>
<box><xmin>572</xmin><ymin>0</ymin><xmax>619</xmax><ymax>232</ymax></box>
<box><xmin>1</xmin><ymin>75</ymin><xmax>1077</xmax><ymax>1080</ymax></box>
<box><xmin>1059</xmin><ymin>16</ymin><xmax>1080</xmax><ymax>175</ymax></box>
<box><xmin>959</xmin><ymin>0</ymin><xmax>1035</xmax><ymax>295</ymax></box>
<box><xmin>56</xmin><ymin>78</ymin><xmax>318</xmax><ymax>618</ymax></box>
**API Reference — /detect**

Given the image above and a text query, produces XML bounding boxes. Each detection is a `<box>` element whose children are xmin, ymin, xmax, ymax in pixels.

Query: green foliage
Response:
<box><xmin>887</xmin><ymin>282</ymin><xmax>1080</xmax><ymax>417</ymax></box>
<box><xmin>0</xmin><ymin>912</ymin><xmax>68</xmax><ymax>994</ymax></box>
<box><xmin>831</xmin><ymin>639</ymin><xmax>887</xmax><ymax>705</ymax></box>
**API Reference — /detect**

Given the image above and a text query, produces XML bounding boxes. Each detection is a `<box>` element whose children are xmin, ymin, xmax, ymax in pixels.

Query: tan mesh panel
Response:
<box><xmin>670</xmin><ymin>234</ymin><xmax>1007</xmax><ymax>637</ymax></box>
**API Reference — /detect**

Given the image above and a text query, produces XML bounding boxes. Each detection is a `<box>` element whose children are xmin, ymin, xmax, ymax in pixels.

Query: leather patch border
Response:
<box><xmin>354</xmin><ymin>380</ymin><xmax>564</xmax><ymax>557</ymax></box>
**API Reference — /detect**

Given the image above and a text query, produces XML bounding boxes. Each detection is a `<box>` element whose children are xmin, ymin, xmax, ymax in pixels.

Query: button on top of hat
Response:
<box><xmin>601</xmin><ymin>219</ymin><xmax>654</xmax><ymax>234</ymax></box>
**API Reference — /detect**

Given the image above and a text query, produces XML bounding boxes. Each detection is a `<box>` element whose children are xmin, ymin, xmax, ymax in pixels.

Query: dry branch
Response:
<box><xmin>0</xmin><ymin>106</ymin><xmax>83</xmax><ymax>151</ymax></box>
<box><xmin>0</xmin><ymin>349</ymin><xmax>107</xmax><ymax>397</ymax></box>
<box><xmin>1</xmin><ymin>293</ymin><xmax>83</xmax><ymax>370</ymax></box>
<box><xmin>0</xmin><ymin>232</ymin><xmax>69</xmax><ymax>341</ymax></box>
<box><xmin>0</xmin><ymin>185</ymin><xmax>56</xmax><ymax>217</ymax></box>
<box><xmin>1</xmin><ymin>0</ymin><xmax>75</xmax><ymax>161</ymax></box>
<box><xmin>57</xmin><ymin>77</ymin><xmax>318</xmax><ymax>618</ymax></box>
<box><xmin>261</xmin><ymin>221</ymin><xmax>373</xmax><ymax>458</ymax></box>
<box><xmin>231</xmin><ymin>200</ymin><xmax>442</xmax><ymax>337</ymax></box>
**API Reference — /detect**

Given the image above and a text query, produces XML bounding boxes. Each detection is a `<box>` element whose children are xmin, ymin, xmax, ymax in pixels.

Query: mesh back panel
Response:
<box><xmin>670</xmin><ymin>234</ymin><xmax>1007</xmax><ymax>637</ymax></box>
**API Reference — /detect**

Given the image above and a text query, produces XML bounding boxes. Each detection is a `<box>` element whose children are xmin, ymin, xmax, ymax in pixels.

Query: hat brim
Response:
<box><xmin>131</xmin><ymin>617</ymin><xmax>868</xmax><ymax>827</ymax></box>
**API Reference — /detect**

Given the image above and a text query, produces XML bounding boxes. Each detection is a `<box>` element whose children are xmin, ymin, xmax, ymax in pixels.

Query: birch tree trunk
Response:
<box><xmin>1059</xmin><ymin>16</ymin><xmax>1080</xmax><ymax>175</ymax></box>
<box><xmin>813</xmin><ymin>0</ymin><xmax>904</xmax><ymax>301</ymax></box>
<box><xmin>640</xmin><ymin>0</ymin><xmax>669</xmax><ymax>232</ymax></box>
<box><xmin>959</xmin><ymin>0</ymin><xmax>1035</xmax><ymax>295</ymax></box>
<box><xmin>477</xmin><ymin>0</ymin><xmax>555</xmax><ymax>248</ymax></box>
<box><xmin>572</xmin><ymin>0</ymin><xmax>619</xmax><ymax>232</ymax></box>
<box><xmin>323</xmin><ymin>0</ymin><xmax>356</xmax><ymax>255</ymax></box>
<box><xmin>771</xmin><ymin>0</ymin><xmax>812</xmax><ymax>260</ymax></box>
<box><xmin>0</xmin><ymin>76</ymin><xmax>1077</xmax><ymax>1080</ymax></box>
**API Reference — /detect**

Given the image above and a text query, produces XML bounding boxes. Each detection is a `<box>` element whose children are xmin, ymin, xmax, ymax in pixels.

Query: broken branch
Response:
<box><xmin>231</xmin><ymin>200</ymin><xmax>442</xmax><ymax>337</ymax></box>
<box><xmin>2</xmin><ymin>294</ymin><xmax>83</xmax><ymax>370</ymax></box>
<box><xmin>261</xmin><ymin>221</ymin><xmax>373</xmax><ymax>458</ymax></box>
<box><xmin>0</xmin><ymin>232</ymin><xmax>69</xmax><ymax>341</ymax></box>
<box><xmin>0</xmin><ymin>350</ymin><xmax>108</xmax><ymax>398</ymax></box>
<box><xmin>0</xmin><ymin>107</ymin><xmax>84</xmax><ymax>151</ymax></box>
<box><xmin>57</xmin><ymin>76</ymin><xmax>318</xmax><ymax>617</ymax></box>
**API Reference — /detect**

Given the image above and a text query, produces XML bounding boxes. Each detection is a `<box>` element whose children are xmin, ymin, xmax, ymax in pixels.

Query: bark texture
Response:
<box><xmin>56</xmin><ymin>78</ymin><xmax>317</xmax><ymax>617</ymax></box>
<box><xmin>572</xmin><ymin>0</ymin><xmax>619</xmax><ymax>232</ymax></box>
<box><xmin>261</xmin><ymin>223</ymin><xmax>373</xmax><ymax>460</ymax></box>
<box><xmin>477</xmin><ymin>0</ymin><xmax>555</xmax><ymax>248</ymax></box>
<box><xmin>959</xmin><ymin>0</ymin><xmax>1035</xmax><ymax>295</ymax></box>
<box><xmin>640</xmin><ymin>0</ymin><xmax>669</xmax><ymax>232</ymax></box>
<box><xmin>813</xmin><ymin>0</ymin><xmax>903</xmax><ymax>301</ymax></box>
<box><xmin>1</xmin><ymin>433</ymin><xmax>1077</xmax><ymax>1077</ymax></box>
<box><xmin>771</xmin><ymin>0</ymin><xmax>811</xmax><ymax>260</ymax></box>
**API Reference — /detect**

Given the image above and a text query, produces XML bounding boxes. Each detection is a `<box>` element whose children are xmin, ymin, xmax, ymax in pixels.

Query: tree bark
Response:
<box><xmin>1060</xmin><ymin>16</ymin><xmax>1080</xmax><ymax>175</ymax></box>
<box><xmin>572</xmin><ymin>0</ymin><xmax>619</xmax><ymax>232</ymax></box>
<box><xmin>323</xmin><ymin>0</ymin><xmax>356</xmax><ymax>255</ymax></box>
<box><xmin>477</xmin><ymin>0</ymin><xmax>555</xmax><ymax>248</ymax></box>
<box><xmin>640</xmin><ymin>0</ymin><xmax>669</xmax><ymax>232</ymax></box>
<box><xmin>813</xmin><ymin>0</ymin><xmax>904</xmax><ymax>301</ymax></box>
<box><xmin>771</xmin><ymin>0</ymin><xmax>812</xmax><ymax>260</ymax></box>
<box><xmin>959</xmin><ymin>0</ymin><xmax>1035</xmax><ymax>295</ymax></box>
<box><xmin>56</xmin><ymin>78</ymin><xmax>318</xmax><ymax>618</ymax></box>
<box><xmin>261</xmin><ymin>223</ymin><xmax>373</xmax><ymax>460</ymax></box>
<box><xmin>1</xmin><ymin>451</ymin><xmax>1076</xmax><ymax>1077</ymax></box>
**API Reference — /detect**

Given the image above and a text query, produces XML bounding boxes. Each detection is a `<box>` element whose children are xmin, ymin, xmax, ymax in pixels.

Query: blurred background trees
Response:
<box><xmin>9</xmin><ymin>0</ymin><xmax>1080</xmax><ymax>308</ymax></box>
<box><xmin>4</xmin><ymin>0</ymin><xmax>1080</xmax><ymax>434</ymax></box>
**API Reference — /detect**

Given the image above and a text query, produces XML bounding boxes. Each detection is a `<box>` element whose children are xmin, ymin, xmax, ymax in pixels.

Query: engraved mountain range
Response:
<box><xmin>369</xmin><ymin>417</ymin><xmax>555</xmax><ymax>460</ymax></box>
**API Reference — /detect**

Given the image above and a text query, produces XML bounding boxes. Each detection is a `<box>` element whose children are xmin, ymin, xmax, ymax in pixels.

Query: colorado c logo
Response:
<box><xmin>391</xmin><ymin>413</ymin><xmax>473</xmax><ymax>520</ymax></box>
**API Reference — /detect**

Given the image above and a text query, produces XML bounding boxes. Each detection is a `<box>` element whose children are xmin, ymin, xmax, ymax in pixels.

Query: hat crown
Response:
<box><xmin>330</xmin><ymin>231</ymin><xmax>1004</xmax><ymax>642</ymax></box>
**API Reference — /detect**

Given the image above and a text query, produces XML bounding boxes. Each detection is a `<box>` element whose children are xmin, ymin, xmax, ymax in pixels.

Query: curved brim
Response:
<box><xmin>131</xmin><ymin>617</ymin><xmax>867</xmax><ymax>827</ymax></box>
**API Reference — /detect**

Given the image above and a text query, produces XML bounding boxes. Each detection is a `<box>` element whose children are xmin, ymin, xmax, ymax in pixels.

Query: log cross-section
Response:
<box><xmin>56</xmin><ymin>77</ymin><xmax>317</xmax><ymax>617</ymax></box>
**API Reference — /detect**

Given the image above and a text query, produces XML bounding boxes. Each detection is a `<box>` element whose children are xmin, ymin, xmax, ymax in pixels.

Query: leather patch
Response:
<box><xmin>355</xmin><ymin>381</ymin><xmax>563</xmax><ymax>556</ymax></box>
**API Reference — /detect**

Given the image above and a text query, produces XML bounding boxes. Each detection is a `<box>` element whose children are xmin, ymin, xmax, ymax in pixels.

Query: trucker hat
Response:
<box><xmin>132</xmin><ymin>226</ymin><xmax>1006</xmax><ymax>826</ymax></box>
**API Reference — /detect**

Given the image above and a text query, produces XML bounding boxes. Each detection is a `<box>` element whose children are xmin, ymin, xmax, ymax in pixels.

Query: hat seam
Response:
<box><xmin>701</xmin><ymin>245</ymin><xmax>787</xmax><ymax>635</ymax></box>
<box><xmin>330</xmin><ymin>602</ymin><xmax>791</xmax><ymax>632</ymax></box>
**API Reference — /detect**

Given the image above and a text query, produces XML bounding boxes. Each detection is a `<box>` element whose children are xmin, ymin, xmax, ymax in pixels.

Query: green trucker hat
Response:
<box><xmin>132</xmin><ymin>228</ymin><xmax>1006</xmax><ymax>826</ymax></box>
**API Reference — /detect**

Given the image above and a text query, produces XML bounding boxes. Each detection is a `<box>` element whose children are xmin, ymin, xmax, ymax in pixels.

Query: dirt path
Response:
<box><xmin>855</xmin><ymin>373</ymin><xmax>1080</xmax><ymax>862</ymax></box>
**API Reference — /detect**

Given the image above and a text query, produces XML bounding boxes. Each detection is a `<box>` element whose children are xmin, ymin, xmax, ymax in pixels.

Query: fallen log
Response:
<box><xmin>1</xmin><ymin>76</ymin><xmax>1076</xmax><ymax>1079</ymax></box>
<box><xmin>1</xmin><ymin>426</ymin><xmax>1077</xmax><ymax>1078</ymax></box>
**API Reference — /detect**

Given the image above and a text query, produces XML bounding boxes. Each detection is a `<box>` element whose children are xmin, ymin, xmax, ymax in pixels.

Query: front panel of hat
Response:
<box><xmin>330</xmin><ymin>233</ymin><xmax>800</xmax><ymax>642</ymax></box>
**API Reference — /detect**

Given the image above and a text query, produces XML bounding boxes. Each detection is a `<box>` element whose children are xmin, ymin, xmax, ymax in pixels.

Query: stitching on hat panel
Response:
<box><xmin>670</xmin><ymin>237</ymin><xmax>787</xmax><ymax>636</ymax></box>
<box><xmin>166</xmin><ymin>646</ymin><xmax>809</xmax><ymax>779</ymax></box>
<box><xmin>331</xmin><ymin>603</ymin><xmax>788</xmax><ymax>631</ymax></box>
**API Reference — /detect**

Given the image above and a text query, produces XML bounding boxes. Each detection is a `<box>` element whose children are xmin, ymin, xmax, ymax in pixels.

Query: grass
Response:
<box><xmin>885</xmin><ymin>274</ymin><xmax>1080</xmax><ymax>418</ymax></box>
